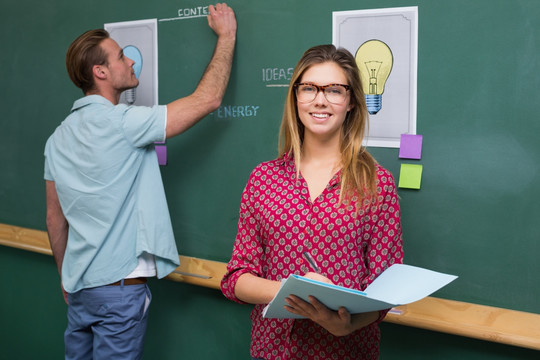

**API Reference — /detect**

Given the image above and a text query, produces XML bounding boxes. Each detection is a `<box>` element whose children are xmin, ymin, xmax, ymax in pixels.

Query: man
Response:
<box><xmin>44</xmin><ymin>4</ymin><xmax>236</xmax><ymax>359</ymax></box>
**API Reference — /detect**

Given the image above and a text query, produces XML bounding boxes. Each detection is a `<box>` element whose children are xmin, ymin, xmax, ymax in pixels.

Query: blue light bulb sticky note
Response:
<box><xmin>399</xmin><ymin>134</ymin><xmax>423</xmax><ymax>159</ymax></box>
<box><xmin>123</xmin><ymin>45</ymin><xmax>143</xmax><ymax>78</ymax></box>
<box><xmin>398</xmin><ymin>164</ymin><xmax>423</xmax><ymax>189</ymax></box>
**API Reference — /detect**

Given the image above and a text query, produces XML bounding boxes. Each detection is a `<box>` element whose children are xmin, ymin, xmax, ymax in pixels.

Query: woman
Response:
<box><xmin>221</xmin><ymin>44</ymin><xmax>403</xmax><ymax>359</ymax></box>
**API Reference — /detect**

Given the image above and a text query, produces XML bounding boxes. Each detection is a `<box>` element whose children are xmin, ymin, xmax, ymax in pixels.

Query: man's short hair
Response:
<box><xmin>65</xmin><ymin>29</ymin><xmax>110</xmax><ymax>93</ymax></box>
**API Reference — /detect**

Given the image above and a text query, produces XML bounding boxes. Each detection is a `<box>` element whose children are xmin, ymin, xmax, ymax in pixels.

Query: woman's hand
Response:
<box><xmin>284</xmin><ymin>272</ymin><xmax>380</xmax><ymax>336</ymax></box>
<box><xmin>303</xmin><ymin>271</ymin><xmax>334</xmax><ymax>284</ymax></box>
<box><xmin>284</xmin><ymin>295</ymin><xmax>356</xmax><ymax>336</ymax></box>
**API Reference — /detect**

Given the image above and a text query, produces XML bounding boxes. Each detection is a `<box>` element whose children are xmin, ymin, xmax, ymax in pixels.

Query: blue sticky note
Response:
<box><xmin>399</xmin><ymin>134</ymin><xmax>423</xmax><ymax>160</ymax></box>
<box><xmin>399</xmin><ymin>164</ymin><xmax>423</xmax><ymax>189</ymax></box>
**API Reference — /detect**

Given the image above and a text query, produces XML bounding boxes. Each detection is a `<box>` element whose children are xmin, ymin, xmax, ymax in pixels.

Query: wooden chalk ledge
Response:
<box><xmin>1</xmin><ymin>223</ymin><xmax>539</xmax><ymax>351</ymax></box>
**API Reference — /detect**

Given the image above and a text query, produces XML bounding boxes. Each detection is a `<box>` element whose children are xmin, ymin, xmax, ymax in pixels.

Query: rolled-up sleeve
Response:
<box><xmin>221</xmin><ymin>169</ymin><xmax>265</xmax><ymax>303</ymax></box>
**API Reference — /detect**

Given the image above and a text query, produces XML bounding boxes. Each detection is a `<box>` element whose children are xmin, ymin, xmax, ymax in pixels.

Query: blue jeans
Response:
<box><xmin>65</xmin><ymin>283</ymin><xmax>152</xmax><ymax>360</ymax></box>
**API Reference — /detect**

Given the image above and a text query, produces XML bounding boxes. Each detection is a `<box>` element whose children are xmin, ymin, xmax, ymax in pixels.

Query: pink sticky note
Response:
<box><xmin>399</xmin><ymin>134</ymin><xmax>423</xmax><ymax>160</ymax></box>
<box><xmin>155</xmin><ymin>145</ymin><xmax>167</xmax><ymax>166</ymax></box>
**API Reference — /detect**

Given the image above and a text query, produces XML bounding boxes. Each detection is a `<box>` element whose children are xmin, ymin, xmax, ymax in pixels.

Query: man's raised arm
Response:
<box><xmin>166</xmin><ymin>3</ymin><xmax>237</xmax><ymax>139</ymax></box>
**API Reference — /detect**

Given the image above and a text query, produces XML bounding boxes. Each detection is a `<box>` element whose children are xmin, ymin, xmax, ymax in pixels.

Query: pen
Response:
<box><xmin>302</xmin><ymin>251</ymin><xmax>320</xmax><ymax>273</ymax></box>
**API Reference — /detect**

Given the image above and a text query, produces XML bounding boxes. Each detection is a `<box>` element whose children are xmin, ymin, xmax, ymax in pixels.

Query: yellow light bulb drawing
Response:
<box><xmin>355</xmin><ymin>40</ymin><xmax>394</xmax><ymax>115</ymax></box>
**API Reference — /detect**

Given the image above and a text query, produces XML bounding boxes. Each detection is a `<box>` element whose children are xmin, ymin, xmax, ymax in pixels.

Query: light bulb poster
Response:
<box><xmin>333</xmin><ymin>7</ymin><xmax>418</xmax><ymax>148</ymax></box>
<box><xmin>105</xmin><ymin>19</ymin><xmax>158</xmax><ymax>107</ymax></box>
<box><xmin>105</xmin><ymin>19</ymin><xmax>166</xmax><ymax>165</ymax></box>
<box><xmin>356</xmin><ymin>40</ymin><xmax>393</xmax><ymax>116</ymax></box>
<box><xmin>122</xmin><ymin>45</ymin><xmax>143</xmax><ymax>105</ymax></box>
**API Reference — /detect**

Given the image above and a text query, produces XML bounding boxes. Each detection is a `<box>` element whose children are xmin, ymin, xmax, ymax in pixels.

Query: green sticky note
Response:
<box><xmin>399</xmin><ymin>164</ymin><xmax>423</xmax><ymax>189</ymax></box>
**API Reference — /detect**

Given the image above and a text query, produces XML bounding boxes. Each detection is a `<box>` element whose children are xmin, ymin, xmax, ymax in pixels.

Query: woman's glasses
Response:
<box><xmin>294</xmin><ymin>83</ymin><xmax>350</xmax><ymax>104</ymax></box>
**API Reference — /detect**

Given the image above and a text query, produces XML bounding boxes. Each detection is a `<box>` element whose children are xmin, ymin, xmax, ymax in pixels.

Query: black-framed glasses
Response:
<box><xmin>294</xmin><ymin>83</ymin><xmax>350</xmax><ymax>104</ymax></box>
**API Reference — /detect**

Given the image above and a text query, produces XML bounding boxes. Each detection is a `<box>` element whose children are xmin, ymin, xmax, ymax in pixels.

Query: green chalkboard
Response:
<box><xmin>158</xmin><ymin>0</ymin><xmax>540</xmax><ymax>315</ymax></box>
<box><xmin>1</xmin><ymin>1</ymin><xmax>540</xmax><ymax>358</ymax></box>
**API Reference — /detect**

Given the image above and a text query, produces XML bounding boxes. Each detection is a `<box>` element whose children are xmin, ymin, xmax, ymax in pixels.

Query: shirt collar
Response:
<box><xmin>71</xmin><ymin>95</ymin><xmax>114</xmax><ymax>112</ymax></box>
<box><xmin>280</xmin><ymin>152</ymin><xmax>342</xmax><ymax>188</ymax></box>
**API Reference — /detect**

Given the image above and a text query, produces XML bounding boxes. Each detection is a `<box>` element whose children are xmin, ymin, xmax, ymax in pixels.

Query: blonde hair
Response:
<box><xmin>278</xmin><ymin>44</ymin><xmax>378</xmax><ymax>207</ymax></box>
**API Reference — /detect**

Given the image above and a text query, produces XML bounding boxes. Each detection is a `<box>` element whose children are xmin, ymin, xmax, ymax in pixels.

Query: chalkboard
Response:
<box><xmin>2</xmin><ymin>0</ymin><xmax>539</xmax><ymax>329</ymax></box>
<box><xmin>158</xmin><ymin>0</ymin><xmax>540</xmax><ymax>315</ymax></box>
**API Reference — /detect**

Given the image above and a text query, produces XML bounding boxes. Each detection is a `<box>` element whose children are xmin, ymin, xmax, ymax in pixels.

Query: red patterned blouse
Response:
<box><xmin>221</xmin><ymin>154</ymin><xmax>403</xmax><ymax>360</ymax></box>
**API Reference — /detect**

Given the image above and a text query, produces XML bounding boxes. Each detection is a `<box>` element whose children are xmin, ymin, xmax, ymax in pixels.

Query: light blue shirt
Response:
<box><xmin>44</xmin><ymin>95</ymin><xmax>179</xmax><ymax>293</ymax></box>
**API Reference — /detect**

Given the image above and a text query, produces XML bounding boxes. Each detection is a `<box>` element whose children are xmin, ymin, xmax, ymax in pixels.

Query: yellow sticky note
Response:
<box><xmin>398</xmin><ymin>164</ymin><xmax>423</xmax><ymax>189</ymax></box>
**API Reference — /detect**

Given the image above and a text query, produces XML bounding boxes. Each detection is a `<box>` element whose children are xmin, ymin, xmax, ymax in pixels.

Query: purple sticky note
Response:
<box><xmin>399</xmin><ymin>134</ymin><xmax>423</xmax><ymax>160</ymax></box>
<box><xmin>155</xmin><ymin>145</ymin><xmax>167</xmax><ymax>166</ymax></box>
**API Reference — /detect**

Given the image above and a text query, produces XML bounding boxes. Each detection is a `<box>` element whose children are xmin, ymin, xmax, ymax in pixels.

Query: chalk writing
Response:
<box><xmin>178</xmin><ymin>6</ymin><xmax>209</xmax><ymax>18</ymax></box>
<box><xmin>159</xmin><ymin>5</ymin><xmax>209</xmax><ymax>22</ymax></box>
<box><xmin>262</xmin><ymin>67</ymin><xmax>293</xmax><ymax>83</ymax></box>
<box><xmin>216</xmin><ymin>105</ymin><xmax>260</xmax><ymax>119</ymax></box>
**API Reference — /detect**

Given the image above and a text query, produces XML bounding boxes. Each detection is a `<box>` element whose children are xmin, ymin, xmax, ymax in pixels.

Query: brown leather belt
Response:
<box><xmin>109</xmin><ymin>277</ymin><xmax>147</xmax><ymax>286</ymax></box>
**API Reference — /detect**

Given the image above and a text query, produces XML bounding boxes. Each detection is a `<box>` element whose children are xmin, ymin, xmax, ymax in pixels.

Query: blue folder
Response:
<box><xmin>263</xmin><ymin>264</ymin><xmax>457</xmax><ymax>319</ymax></box>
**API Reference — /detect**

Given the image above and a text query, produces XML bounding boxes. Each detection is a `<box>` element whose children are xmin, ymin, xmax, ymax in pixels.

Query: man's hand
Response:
<box><xmin>207</xmin><ymin>3</ymin><xmax>237</xmax><ymax>39</ymax></box>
